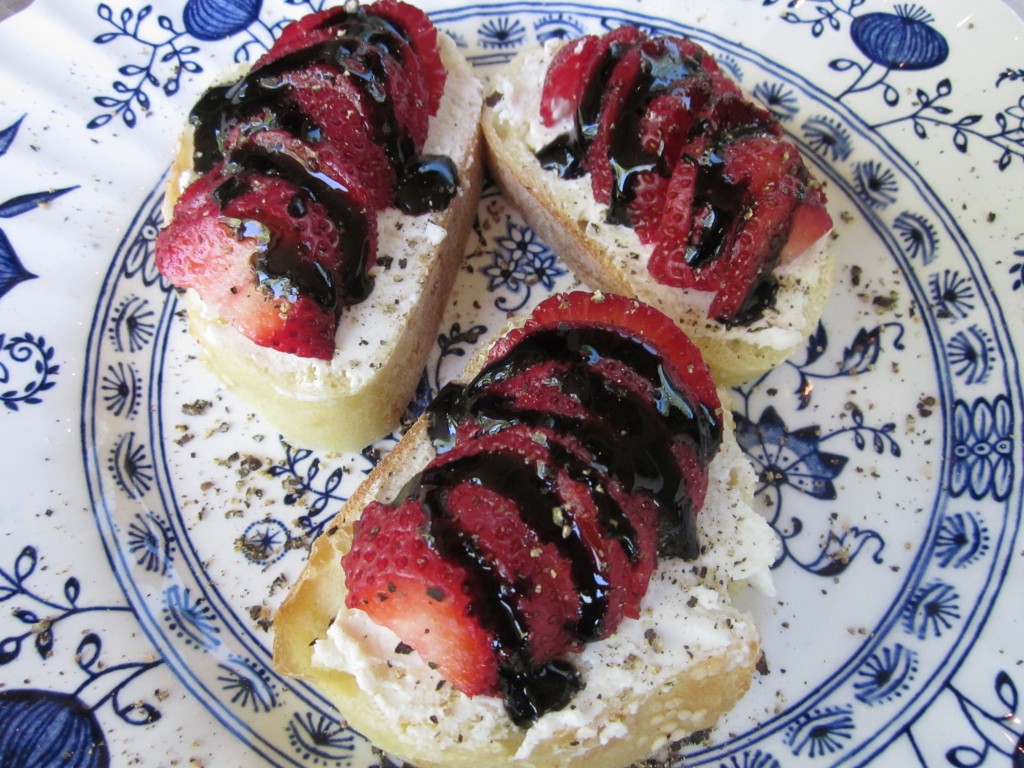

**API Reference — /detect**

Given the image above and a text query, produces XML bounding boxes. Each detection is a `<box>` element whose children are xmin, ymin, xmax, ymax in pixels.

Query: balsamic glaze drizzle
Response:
<box><xmin>185</xmin><ymin>6</ymin><xmax>458</xmax><ymax>322</ymax></box>
<box><xmin>416</xmin><ymin>324</ymin><xmax>722</xmax><ymax>724</ymax></box>
<box><xmin>536</xmin><ymin>36</ymin><xmax>785</xmax><ymax>322</ymax></box>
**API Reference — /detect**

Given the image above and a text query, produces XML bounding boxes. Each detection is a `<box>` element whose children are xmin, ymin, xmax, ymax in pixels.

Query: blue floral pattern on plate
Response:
<box><xmin>0</xmin><ymin>0</ymin><xmax>1020</xmax><ymax>765</ymax></box>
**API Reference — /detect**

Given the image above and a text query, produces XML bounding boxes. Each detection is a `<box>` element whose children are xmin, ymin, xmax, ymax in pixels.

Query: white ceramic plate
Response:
<box><xmin>1</xmin><ymin>0</ymin><xmax>1022</xmax><ymax>765</ymax></box>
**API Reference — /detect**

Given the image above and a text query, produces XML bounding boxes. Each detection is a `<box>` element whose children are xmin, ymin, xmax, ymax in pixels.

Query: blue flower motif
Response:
<box><xmin>108</xmin><ymin>432</ymin><xmax>154</xmax><ymax>498</ymax></box>
<box><xmin>801</xmin><ymin>115</ymin><xmax>853</xmax><ymax>161</ymax></box>
<box><xmin>849</xmin><ymin>4</ymin><xmax>949</xmax><ymax>71</ymax></box>
<box><xmin>935</xmin><ymin>511</ymin><xmax>989</xmax><ymax>568</ymax></box>
<box><xmin>109</xmin><ymin>295</ymin><xmax>156</xmax><ymax>353</ymax></box>
<box><xmin>950</xmin><ymin>395</ymin><xmax>1014</xmax><ymax>501</ymax></box>
<box><xmin>892</xmin><ymin>211</ymin><xmax>938</xmax><ymax>265</ymax></box>
<box><xmin>0</xmin><ymin>689</ymin><xmax>108</xmax><ymax>768</ymax></box>
<box><xmin>719</xmin><ymin>749</ymin><xmax>781</xmax><ymax>768</ymax></box>
<box><xmin>785</xmin><ymin>705</ymin><xmax>855</xmax><ymax>757</ymax></box>
<box><xmin>100</xmin><ymin>362</ymin><xmax>142</xmax><ymax>419</ymax></box>
<box><xmin>126</xmin><ymin>512</ymin><xmax>173</xmax><ymax>574</ymax></box>
<box><xmin>853</xmin><ymin>643</ymin><xmax>917</xmax><ymax>705</ymax></box>
<box><xmin>183</xmin><ymin>0</ymin><xmax>263</xmax><ymax>41</ymax></box>
<box><xmin>928</xmin><ymin>269</ymin><xmax>975</xmax><ymax>320</ymax></box>
<box><xmin>479</xmin><ymin>17</ymin><xmax>526</xmax><ymax>49</ymax></box>
<box><xmin>852</xmin><ymin>160</ymin><xmax>899</xmax><ymax>209</ymax></box>
<box><xmin>217</xmin><ymin>656</ymin><xmax>277</xmax><ymax>713</ymax></box>
<box><xmin>947</xmin><ymin>325</ymin><xmax>994</xmax><ymax>386</ymax></box>
<box><xmin>163</xmin><ymin>585</ymin><xmax>221</xmax><ymax>650</ymax></box>
<box><xmin>903</xmin><ymin>580</ymin><xmax>960</xmax><ymax>639</ymax></box>
<box><xmin>481</xmin><ymin>219</ymin><xmax>566</xmax><ymax>311</ymax></box>
<box><xmin>734</xmin><ymin>406</ymin><xmax>848</xmax><ymax>500</ymax></box>
<box><xmin>286</xmin><ymin>711</ymin><xmax>357</xmax><ymax>762</ymax></box>
<box><xmin>534</xmin><ymin>13</ymin><xmax>584</xmax><ymax>43</ymax></box>
<box><xmin>239</xmin><ymin>519</ymin><xmax>291</xmax><ymax>565</ymax></box>
<box><xmin>753</xmin><ymin>81</ymin><xmax>799</xmax><ymax>121</ymax></box>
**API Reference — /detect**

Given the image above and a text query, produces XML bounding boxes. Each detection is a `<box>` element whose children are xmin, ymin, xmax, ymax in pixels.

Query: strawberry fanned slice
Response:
<box><xmin>370</xmin><ymin>0</ymin><xmax>447</xmax><ymax>116</ymax></box>
<box><xmin>156</xmin><ymin>167</ymin><xmax>340</xmax><ymax>358</ymax></box>
<box><xmin>159</xmin><ymin>1</ymin><xmax>446</xmax><ymax>360</ymax></box>
<box><xmin>343</xmin><ymin>497</ymin><xmax>501</xmax><ymax>697</ymax></box>
<box><xmin>344</xmin><ymin>292</ymin><xmax>722</xmax><ymax>720</ymax></box>
<box><xmin>539</xmin><ymin>29</ymin><xmax>833</xmax><ymax>323</ymax></box>
<box><xmin>492</xmin><ymin>291</ymin><xmax>721</xmax><ymax>417</ymax></box>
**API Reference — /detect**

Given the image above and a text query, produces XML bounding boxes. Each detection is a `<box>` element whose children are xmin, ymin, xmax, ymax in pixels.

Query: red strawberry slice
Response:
<box><xmin>370</xmin><ymin>0</ymin><xmax>447</xmax><ymax>116</ymax></box>
<box><xmin>261</xmin><ymin>0</ymin><xmax>444</xmax><ymax>122</ymax></box>
<box><xmin>440</xmin><ymin>424</ymin><xmax>638</xmax><ymax>639</ymax></box>
<box><xmin>540</xmin><ymin>34</ymin><xmax>602</xmax><ymax>126</ymax></box>
<box><xmin>156</xmin><ymin>167</ymin><xmax>340</xmax><ymax>359</ymax></box>
<box><xmin>780</xmin><ymin>182</ymin><xmax>832</xmax><ymax>262</ymax></box>
<box><xmin>492</xmin><ymin>292</ymin><xmax>721</xmax><ymax>418</ymax></box>
<box><xmin>234</xmin><ymin>128</ymin><xmax>379</xmax><ymax>297</ymax></box>
<box><xmin>343</xmin><ymin>497</ymin><xmax>501</xmax><ymax>696</ymax></box>
<box><xmin>283</xmin><ymin>67</ymin><xmax>397</xmax><ymax>207</ymax></box>
<box><xmin>427</xmin><ymin>448</ymin><xmax>582</xmax><ymax>665</ymax></box>
<box><xmin>650</xmin><ymin>132</ymin><xmax>831</xmax><ymax>319</ymax></box>
<box><xmin>586</xmin><ymin>43</ymin><xmax>645</xmax><ymax>207</ymax></box>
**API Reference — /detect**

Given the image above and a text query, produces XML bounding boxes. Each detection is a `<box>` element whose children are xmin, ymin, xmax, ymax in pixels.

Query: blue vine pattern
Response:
<box><xmin>0</xmin><ymin>545</ymin><xmax>164</xmax><ymax>765</ymax></box>
<box><xmin>88</xmin><ymin>0</ymin><xmax>330</xmax><ymax>130</ymax></box>
<box><xmin>433</xmin><ymin>319</ymin><xmax>488</xmax><ymax>392</ymax></box>
<box><xmin>0</xmin><ymin>332</ymin><xmax>60</xmax><ymax>411</ymax></box>
<box><xmin>765</xmin><ymin>1</ymin><xmax>1024</xmax><ymax>170</ymax></box>
<box><xmin>268</xmin><ymin>440</ymin><xmax>366</xmax><ymax>539</ymax></box>
<box><xmin>1010</xmin><ymin>249</ymin><xmax>1024</xmax><ymax>292</ymax></box>
<box><xmin>943</xmin><ymin>672</ymin><xmax>1024</xmax><ymax>767</ymax></box>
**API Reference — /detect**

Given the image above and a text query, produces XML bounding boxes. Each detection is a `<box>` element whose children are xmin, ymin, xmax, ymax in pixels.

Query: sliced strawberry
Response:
<box><xmin>780</xmin><ymin>182</ymin><xmax>832</xmax><ymax>262</ymax></box>
<box><xmin>435</xmin><ymin>425</ymin><xmax>637</xmax><ymax>639</ymax></box>
<box><xmin>586</xmin><ymin>43</ymin><xmax>645</xmax><ymax>207</ymax></box>
<box><xmin>343</xmin><ymin>498</ymin><xmax>501</xmax><ymax>696</ymax></box>
<box><xmin>263</xmin><ymin>64</ymin><xmax>396</xmax><ymax>209</ymax></box>
<box><xmin>647</xmin><ymin>144</ymin><xmax>703</xmax><ymax>279</ymax></box>
<box><xmin>155</xmin><ymin>185</ymin><xmax>337</xmax><ymax>360</ymax></box>
<box><xmin>429</xmin><ymin>461</ymin><xmax>581</xmax><ymax>664</ymax></box>
<box><xmin>540</xmin><ymin>34</ymin><xmax>602</xmax><ymax>126</ymax></box>
<box><xmin>233</xmin><ymin>129</ymin><xmax>378</xmax><ymax>299</ymax></box>
<box><xmin>492</xmin><ymin>291</ymin><xmax>721</xmax><ymax>420</ymax></box>
<box><xmin>369</xmin><ymin>0</ymin><xmax>446</xmax><ymax>116</ymax></box>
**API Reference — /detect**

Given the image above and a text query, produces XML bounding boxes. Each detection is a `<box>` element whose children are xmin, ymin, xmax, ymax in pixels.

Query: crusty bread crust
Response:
<box><xmin>166</xmin><ymin>35</ymin><xmax>484</xmax><ymax>451</ymax></box>
<box><xmin>480</xmin><ymin>41</ymin><xmax>835</xmax><ymax>386</ymax></box>
<box><xmin>274</xmin><ymin>304</ymin><xmax>776</xmax><ymax>768</ymax></box>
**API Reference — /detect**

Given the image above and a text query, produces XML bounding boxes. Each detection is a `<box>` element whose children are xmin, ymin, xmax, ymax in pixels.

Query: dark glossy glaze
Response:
<box><xmin>184</xmin><ymin>7</ymin><xmax>457</xmax><ymax>322</ymax></box>
<box><xmin>417</xmin><ymin>323</ymin><xmax>721</xmax><ymax>723</ymax></box>
<box><xmin>537</xmin><ymin>36</ymin><xmax>786</xmax><ymax>323</ymax></box>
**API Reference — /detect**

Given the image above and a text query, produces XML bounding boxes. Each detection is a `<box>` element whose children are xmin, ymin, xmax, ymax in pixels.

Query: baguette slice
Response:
<box><xmin>481</xmin><ymin>40</ymin><xmax>835</xmax><ymax>386</ymax></box>
<box><xmin>274</xmin><ymin>295</ymin><xmax>779</xmax><ymax>768</ymax></box>
<box><xmin>164</xmin><ymin>31</ymin><xmax>484</xmax><ymax>452</ymax></box>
